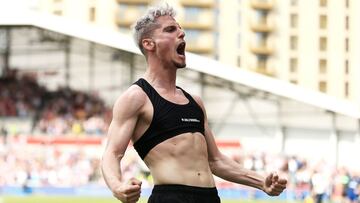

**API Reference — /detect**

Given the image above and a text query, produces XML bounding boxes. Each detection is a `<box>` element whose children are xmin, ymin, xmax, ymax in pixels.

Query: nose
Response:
<box><xmin>178</xmin><ymin>29</ymin><xmax>185</xmax><ymax>39</ymax></box>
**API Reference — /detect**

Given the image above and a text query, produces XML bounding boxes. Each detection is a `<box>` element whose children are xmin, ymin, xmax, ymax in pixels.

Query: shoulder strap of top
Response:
<box><xmin>133</xmin><ymin>78</ymin><xmax>157</xmax><ymax>105</ymax></box>
<box><xmin>176</xmin><ymin>86</ymin><xmax>198</xmax><ymax>106</ymax></box>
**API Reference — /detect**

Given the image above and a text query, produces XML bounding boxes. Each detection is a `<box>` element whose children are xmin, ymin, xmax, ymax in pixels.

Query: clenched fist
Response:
<box><xmin>113</xmin><ymin>178</ymin><xmax>142</xmax><ymax>203</ymax></box>
<box><xmin>263</xmin><ymin>172</ymin><xmax>287</xmax><ymax>196</ymax></box>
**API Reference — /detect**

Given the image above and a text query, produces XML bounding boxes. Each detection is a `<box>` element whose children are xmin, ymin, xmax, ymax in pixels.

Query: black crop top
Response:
<box><xmin>133</xmin><ymin>78</ymin><xmax>205</xmax><ymax>159</ymax></box>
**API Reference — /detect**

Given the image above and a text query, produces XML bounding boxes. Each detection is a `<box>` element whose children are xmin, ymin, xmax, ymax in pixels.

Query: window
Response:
<box><xmin>255</xmin><ymin>33</ymin><xmax>266</xmax><ymax>46</ymax></box>
<box><xmin>290</xmin><ymin>36</ymin><xmax>298</xmax><ymax>50</ymax></box>
<box><xmin>89</xmin><ymin>7</ymin><xmax>96</xmax><ymax>22</ymax></box>
<box><xmin>345</xmin><ymin>60</ymin><xmax>349</xmax><ymax>74</ymax></box>
<box><xmin>345</xmin><ymin>16</ymin><xmax>349</xmax><ymax>30</ymax></box>
<box><xmin>138</xmin><ymin>5</ymin><xmax>147</xmax><ymax>13</ymax></box>
<box><xmin>0</xmin><ymin>30</ymin><xmax>7</xmax><ymax>51</ymax></box>
<box><xmin>184</xmin><ymin>7</ymin><xmax>200</xmax><ymax>22</ymax></box>
<box><xmin>185</xmin><ymin>29</ymin><xmax>200</xmax><ymax>44</ymax></box>
<box><xmin>258</xmin><ymin>59</ymin><xmax>267</xmax><ymax>70</ymax></box>
<box><xmin>319</xmin><ymin>15</ymin><xmax>327</xmax><ymax>29</ymax></box>
<box><xmin>319</xmin><ymin>0</ymin><xmax>327</xmax><ymax>7</ymax></box>
<box><xmin>346</xmin><ymin>0</ymin><xmax>350</xmax><ymax>8</ymax></box>
<box><xmin>290</xmin><ymin>58</ymin><xmax>298</xmax><ymax>73</ymax></box>
<box><xmin>319</xmin><ymin>81</ymin><xmax>327</xmax><ymax>92</ymax></box>
<box><xmin>345</xmin><ymin>38</ymin><xmax>349</xmax><ymax>52</ymax></box>
<box><xmin>345</xmin><ymin>82</ymin><xmax>349</xmax><ymax>97</ymax></box>
<box><xmin>118</xmin><ymin>27</ymin><xmax>129</xmax><ymax>34</ymax></box>
<box><xmin>255</xmin><ymin>11</ymin><xmax>267</xmax><ymax>24</ymax></box>
<box><xmin>319</xmin><ymin>59</ymin><xmax>327</xmax><ymax>74</ymax></box>
<box><xmin>53</xmin><ymin>10</ymin><xmax>62</xmax><ymax>16</ymax></box>
<box><xmin>237</xmin><ymin>56</ymin><xmax>241</xmax><ymax>67</ymax></box>
<box><xmin>290</xmin><ymin>14</ymin><xmax>298</xmax><ymax>28</ymax></box>
<box><xmin>290</xmin><ymin>0</ymin><xmax>298</xmax><ymax>6</ymax></box>
<box><xmin>237</xmin><ymin>33</ymin><xmax>241</xmax><ymax>49</ymax></box>
<box><xmin>319</xmin><ymin>37</ymin><xmax>327</xmax><ymax>51</ymax></box>
<box><xmin>118</xmin><ymin>5</ymin><xmax>128</xmax><ymax>19</ymax></box>
<box><xmin>290</xmin><ymin>79</ymin><xmax>298</xmax><ymax>84</ymax></box>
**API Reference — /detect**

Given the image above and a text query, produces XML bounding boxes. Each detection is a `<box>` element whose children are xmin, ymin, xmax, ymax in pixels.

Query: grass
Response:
<box><xmin>0</xmin><ymin>196</ymin><xmax>299</xmax><ymax>203</ymax></box>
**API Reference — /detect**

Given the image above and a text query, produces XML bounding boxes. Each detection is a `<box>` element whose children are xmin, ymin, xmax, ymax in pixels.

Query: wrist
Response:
<box><xmin>108</xmin><ymin>179</ymin><xmax>124</xmax><ymax>192</ymax></box>
<box><xmin>259</xmin><ymin>174</ymin><xmax>266</xmax><ymax>192</ymax></box>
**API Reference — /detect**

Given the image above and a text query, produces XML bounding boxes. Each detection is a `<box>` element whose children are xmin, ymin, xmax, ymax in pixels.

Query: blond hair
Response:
<box><xmin>132</xmin><ymin>4</ymin><xmax>176</xmax><ymax>55</ymax></box>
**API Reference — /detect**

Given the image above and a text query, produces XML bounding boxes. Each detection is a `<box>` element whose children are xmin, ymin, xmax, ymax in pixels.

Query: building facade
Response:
<box><xmin>31</xmin><ymin>0</ymin><xmax>360</xmax><ymax>104</ymax></box>
<box><xmin>34</xmin><ymin>0</ymin><xmax>215</xmax><ymax>57</ymax></box>
<box><xmin>218</xmin><ymin>0</ymin><xmax>360</xmax><ymax>104</ymax></box>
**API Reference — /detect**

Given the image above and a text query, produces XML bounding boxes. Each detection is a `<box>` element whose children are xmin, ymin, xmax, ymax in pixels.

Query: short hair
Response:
<box><xmin>132</xmin><ymin>4</ymin><xmax>176</xmax><ymax>55</ymax></box>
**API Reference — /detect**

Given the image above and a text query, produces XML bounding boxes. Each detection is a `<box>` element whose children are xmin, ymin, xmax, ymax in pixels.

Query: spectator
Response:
<box><xmin>1</xmin><ymin>71</ymin><xmax>111</xmax><ymax>136</ymax></box>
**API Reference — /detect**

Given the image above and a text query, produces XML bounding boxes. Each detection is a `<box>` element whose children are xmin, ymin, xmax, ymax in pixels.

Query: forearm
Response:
<box><xmin>209</xmin><ymin>154</ymin><xmax>265</xmax><ymax>191</ymax></box>
<box><xmin>101</xmin><ymin>150</ymin><xmax>124</xmax><ymax>192</ymax></box>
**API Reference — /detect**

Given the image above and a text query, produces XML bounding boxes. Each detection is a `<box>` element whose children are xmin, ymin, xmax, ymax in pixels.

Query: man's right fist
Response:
<box><xmin>113</xmin><ymin>178</ymin><xmax>142</xmax><ymax>203</ymax></box>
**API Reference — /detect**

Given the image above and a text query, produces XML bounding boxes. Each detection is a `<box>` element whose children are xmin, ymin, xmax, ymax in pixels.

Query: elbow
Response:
<box><xmin>209</xmin><ymin>159</ymin><xmax>223</xmax><ymax>177</ymax></box>
<box><xmin>208</xmin><ymin>153</ymin><xmax>224</xmax><ymax>174</ymax></box>
<box><xmin>208</xmin><ymin>160</ymin><xmax>217</xmax><ymax>173</ymax></box>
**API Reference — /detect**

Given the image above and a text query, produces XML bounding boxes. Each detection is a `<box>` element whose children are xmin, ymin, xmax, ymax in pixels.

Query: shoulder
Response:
<box><xmin>189</xmin><ymin>93</ymin><xmax>206</xmax><ymax>110</ymax></box>
<box><xmin>112</xmin><ymin>85</ymin><xmax>148</xmax><ymax>118</ymax></box>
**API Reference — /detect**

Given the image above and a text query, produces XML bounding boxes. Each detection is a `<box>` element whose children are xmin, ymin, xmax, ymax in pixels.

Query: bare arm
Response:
<box><xmin>101</xmin><ymin>86</ymin><xmax>145</xmax><ymax>202</ymax></box>
<box><xmin>193</xmin><ymin>95</ymin><xmax>287</xmax><ymax>196</ymax></box>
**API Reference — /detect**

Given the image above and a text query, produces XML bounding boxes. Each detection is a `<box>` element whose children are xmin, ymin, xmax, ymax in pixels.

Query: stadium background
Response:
<box><xmin>1</xmin><ymin>0</ymin><xmax>360</xmax><ymax>203</ymax></box>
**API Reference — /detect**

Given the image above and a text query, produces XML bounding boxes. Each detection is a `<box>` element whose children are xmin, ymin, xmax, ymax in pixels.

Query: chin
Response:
<box><xmin>174</xmin><ymin>62</ymin><xmax>186</xmax><ymax>69</ymax></box>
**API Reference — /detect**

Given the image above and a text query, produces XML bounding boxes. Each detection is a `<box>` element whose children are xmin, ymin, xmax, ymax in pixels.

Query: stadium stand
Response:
<box><xmin>0</xmin><ymin>70</ymin><xmax>110</xmax><ymax>136</ymax></box>
<box><xmin>1</xmin><ymin>11</ymin><xmax>359</xmax><ymax>202</ymax></box>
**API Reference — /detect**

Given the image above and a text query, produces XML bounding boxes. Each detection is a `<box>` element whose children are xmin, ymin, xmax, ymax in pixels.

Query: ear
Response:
<box><xmin>142</xmin><ymin>38</ymin><xmax>155</xmax><ymax>52</ymax></box>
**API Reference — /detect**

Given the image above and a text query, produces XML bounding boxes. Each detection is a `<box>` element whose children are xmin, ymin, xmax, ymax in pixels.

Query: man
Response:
<box><xmin>101</xmin><ymin>4</ymin><xmax>287</xmax><ymax>203</ymax></box>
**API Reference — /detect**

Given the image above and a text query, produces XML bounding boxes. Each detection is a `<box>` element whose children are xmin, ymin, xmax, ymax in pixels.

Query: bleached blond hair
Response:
<box><xmin>132</xmin><ymin>4</ymin><xmax>176</xmax><ymax>55</ymax></box>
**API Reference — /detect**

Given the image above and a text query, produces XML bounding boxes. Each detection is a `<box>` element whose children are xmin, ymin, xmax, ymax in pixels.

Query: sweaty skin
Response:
<box><xmin>101</xmin><ymin>15</ymin><xmax>287</xmax><ymax>203</ymax></box>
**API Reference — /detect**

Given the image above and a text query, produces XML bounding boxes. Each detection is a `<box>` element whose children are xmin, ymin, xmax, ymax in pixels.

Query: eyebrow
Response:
<box><xmin>162</xmin><ymin>23</ymin><xmax>182</xmax><ymax>31</ymax></box>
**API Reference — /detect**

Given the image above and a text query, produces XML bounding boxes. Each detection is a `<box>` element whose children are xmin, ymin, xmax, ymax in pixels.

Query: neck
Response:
<box><xmin>144</xmin><ymin>58</ymin><xmax>178</xmax><ymax>91</ymax></box>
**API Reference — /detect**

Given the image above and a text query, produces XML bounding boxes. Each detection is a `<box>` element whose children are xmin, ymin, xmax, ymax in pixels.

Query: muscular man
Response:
<box><xmin>101</xmin><ymin>4</ymin><xmax>287</xmax><ymax>203</ymax></box>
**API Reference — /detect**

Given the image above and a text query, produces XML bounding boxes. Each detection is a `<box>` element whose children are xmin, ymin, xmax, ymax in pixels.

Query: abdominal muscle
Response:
<box><xmin>143</xmin><ymin>132</ymin><xmax>216</xmax><ymax>187</ymax></box>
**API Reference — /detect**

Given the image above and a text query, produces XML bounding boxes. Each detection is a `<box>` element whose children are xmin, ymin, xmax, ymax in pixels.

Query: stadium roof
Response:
<box><xmin>1</xmin><ymin>11</ymin><xmax>360</xmax><ymax>119</ymax></box>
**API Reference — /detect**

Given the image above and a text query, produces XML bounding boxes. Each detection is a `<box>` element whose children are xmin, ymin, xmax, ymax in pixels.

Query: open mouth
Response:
<box><xmin>176</xmin><ymin>42</ymin><xmax>186</xmax><ymax>56</ymax></box>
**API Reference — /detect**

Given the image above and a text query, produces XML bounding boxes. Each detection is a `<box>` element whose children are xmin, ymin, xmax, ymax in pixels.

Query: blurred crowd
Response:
<box><xmin>1</xmin><ymin>72</ymin><xmax>360</xmax><ymax>202</ymax></box>
<box><xmin>1</xmin><ymin>133</ymin><xmax>360</xmax><ymax>203</ymax></box>
<box><xmin>237</xmin><ymin>152</ymin><xmax>360</xmax><ymax>203</ymax></box>
<box><xmin>0</xmin><ymin>70</ymin><xmax>43</xmax><ymax>118</ymax></box>
<box><xmin>205</xmin><ymin>150</ymin><xmax>360</xmax><ymax>203</ymax></box>
<box><xmin>0</xmin><ymin>137</ymin><xmax>103</xmax><ymax>188</ymax></box>
<box><xmin>0</xmin><ymin>70</ymin><xmax>111</xmax><ymax>136</ymax></box>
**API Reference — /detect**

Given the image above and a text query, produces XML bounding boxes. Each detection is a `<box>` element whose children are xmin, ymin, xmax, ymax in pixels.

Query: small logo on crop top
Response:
<box><xmin>181</xmin><ymin>118</ymin><xmax>200</xmax><ymax>123</ymax></box>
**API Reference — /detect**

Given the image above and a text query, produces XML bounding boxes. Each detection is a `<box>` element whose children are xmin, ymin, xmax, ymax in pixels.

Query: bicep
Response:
<box><xmin>103</xmin><ymin>89</ymin><xmax>145</xmax><ymax>158</ymax></box>
<box><xmin>105</xmin><ymin>115</ymin><xmax>137</xmax><ymax>157</ymax></box>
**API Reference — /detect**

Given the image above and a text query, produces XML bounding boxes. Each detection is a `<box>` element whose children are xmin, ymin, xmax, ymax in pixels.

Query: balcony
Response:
<box><xmin>115</xmin><ymin>18</ymin><xmax>135</xmax><ymax>27</ymax></box>
<box><xmin>250</xmin><ymin>0</ymin><xmax>274</xmax><ymax>10</ymax></box>
<box><xmin>117</xmin><ymin>0</ymin><xmax>150</xmax><ymax>4</ymax></box>
<box><xmin>186</xmin><ymin>44</ymin><xmax>213</xmax><ymax>54</ymax></box>
<box><xmin>250</xmin><ymin>45</ymin><xmax>273</xmax><ymax>55</ymax></box>
<box><xmin>254</xmin><ymin>67</ymin><xmax>275</xmax><ymax>76</ymax></box>
<box><xmin>181</xmin><ymin>22</ymin><xmax>213</xmax><ymax>30</ymax></box>
<box><xmin>180</xmin><ymin>0</ymin><xmax>214</xmax><ymax>8</ymax></box>
<box><xmin>250</xmin><ymin>22</ymin><xmax>274</xmax><ymax>33</ymax></box>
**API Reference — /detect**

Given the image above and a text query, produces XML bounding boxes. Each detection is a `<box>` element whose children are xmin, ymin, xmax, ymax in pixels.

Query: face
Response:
<box><xmin>147</xmin><ymin>15</ymin><xmax>186</xmax><ymax>69</ymax></box>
